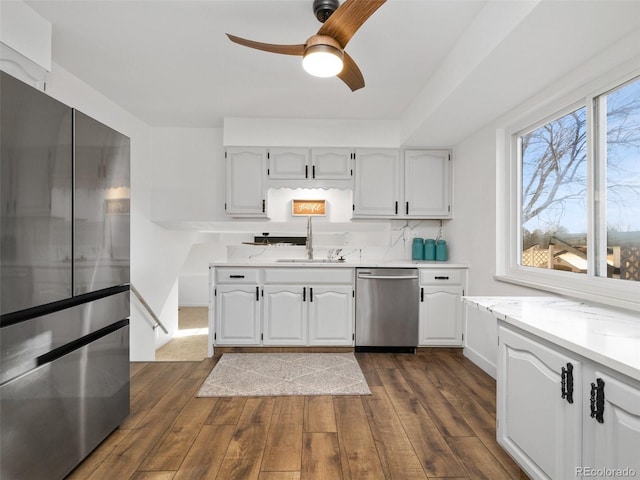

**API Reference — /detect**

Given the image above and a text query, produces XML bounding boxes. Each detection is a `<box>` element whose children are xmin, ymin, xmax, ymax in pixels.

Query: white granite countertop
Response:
<box><xmin>463</xmin><ymin>296</ymin><xmax>640</xmax><ymax>383</ymax></box>
<box><xmin>210</xmin><ymin>260</ymin><xmax>468</xmax><ymax>268</ymax></box>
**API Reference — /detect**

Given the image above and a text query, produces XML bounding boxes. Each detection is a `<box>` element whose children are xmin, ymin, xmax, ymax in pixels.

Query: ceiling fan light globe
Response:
<box><xmin>302</xmin><ymin>44</ymin><xmax>344</xmax><ymax>77</ymax></box>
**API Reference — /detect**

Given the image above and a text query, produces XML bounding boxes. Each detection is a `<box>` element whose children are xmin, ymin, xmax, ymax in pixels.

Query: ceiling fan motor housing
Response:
<box><xmin>313</xmin><ymin>0</ymin><xmax>340</xmax><ymax>23</ymax></box>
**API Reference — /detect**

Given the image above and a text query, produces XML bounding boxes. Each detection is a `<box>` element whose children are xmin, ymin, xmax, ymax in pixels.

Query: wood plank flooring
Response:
<box><xmin>66</xmin><ymin>349</ymin><xmax>528</xmax><ymax>480</ymax></box>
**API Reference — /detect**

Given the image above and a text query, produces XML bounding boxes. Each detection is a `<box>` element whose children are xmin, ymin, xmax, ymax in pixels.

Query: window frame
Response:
<box><xmin>497</xmin><ymin>69</ymin><xmax>640</xmax><ymax>311</ymax></box>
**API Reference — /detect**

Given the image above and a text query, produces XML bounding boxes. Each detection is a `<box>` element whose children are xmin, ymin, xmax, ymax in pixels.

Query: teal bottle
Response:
<box><xmin>412</xmin><ymin>238</ymin><xmax>424</xmax><ymax>260</ymax></box>
<box><xmin>424</xmin><ymin>239</ymin><xmax>436</xmax><ymax>260</ymax></box>
<box><xmin>436</xmin><ymin>240</ymin><xmax>448</xmax><ymax>261</ymax></box>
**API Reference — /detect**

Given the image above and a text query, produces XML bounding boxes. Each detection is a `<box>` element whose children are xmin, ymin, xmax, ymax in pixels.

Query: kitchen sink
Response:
<box><xmin>276</xmin><ymin>258</ymin><xmax>346</xmax><ymax>263</ymax></box>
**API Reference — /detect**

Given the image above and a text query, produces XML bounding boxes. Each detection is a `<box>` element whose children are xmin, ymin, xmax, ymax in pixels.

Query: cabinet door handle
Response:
<box><xmin>310</xmin><ymin>287</ymin><xmax>313</xmax><ymax>302</ymax></box>
<box><xmin>420</xmin><ymin>287</ymin><xmax>424</xmax><ymax>302</ymax></box>
<box><xmin>561</xmin><ymin>363</ymin><xmax>574</xmax><ymax>404</ymax></box>
<box><xmin>312</xmin><ymin>165</ymin><xmax>316</xmax><ymax>179</ymax></box>
<box><xmin>305</xmin><ymin>165</ymin><xmax>309</xmax><ymax>178</ymax></box>
<box><xmin>434</xmin><ymin>276</ymin><xmax>450</xmax><ymax>280</ymax></box>
<box><xmin>256</xmin><ymin>286</ymin><xmax>259</xmax><ymax>301</ymax></box>
<box><xmin>262</xmin><ymin>199</ymin><xmax>266</xmax><ymax>213</ymax></box>
<box><xmin>229</xmin><ymin>275</ymin><xmax>245</xmax><ymax>279</ymax></box>
<box><xmin>395</xmin><ymin>201</ymin><xmax>398</xmax><ymax>214</ymax></box>
<box><xmin>406</xmin><ymin>201</ymin><xmax>409</xmax><ymax>215</ymax></box>
<box><xmin>303</xmin><ymin>287</ymin><xmax>306</xmax><ymax>302</ymax></box>
<box><xmin>590</xmin><ymin>378</ymin><xmax>605</xmax><ymax>423</ymax></box>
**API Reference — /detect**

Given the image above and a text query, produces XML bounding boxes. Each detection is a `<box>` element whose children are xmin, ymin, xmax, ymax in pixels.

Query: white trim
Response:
<box><xmin>497</xmin><ymin>64</ymin><xmax>640</xmax><ymax>312</ymax></box>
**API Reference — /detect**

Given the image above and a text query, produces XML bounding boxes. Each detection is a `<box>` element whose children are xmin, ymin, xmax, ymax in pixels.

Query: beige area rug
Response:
<box><xmin>197</xmin><ymin>353</ymin><xmax>371</xmax><ymax>397</ymax></box>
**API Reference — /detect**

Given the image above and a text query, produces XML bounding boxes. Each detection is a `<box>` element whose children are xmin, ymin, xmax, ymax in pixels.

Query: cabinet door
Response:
<box><xmin>311</xmin><ymin>148</ymin><xmax>352</xmax><ymax>179</ymax></box>
<box><xmin>404</xmin><ymin>149</ymin><xmax>451</xmax><ymax>218</ymax></box>
<box><xmin>263</xmin><ymin>285</ymin><xmax>307</xmax><ymax>345</ymax></box>
<box><xmin>353</xmin><ymin>149</ymin><xmax>400</xmax><ymax>217</ymax></box>
<box><xmin>308</xmin><ymin>285</ymin><xmax>354</xmax><ymax>346</ymax></box>
<box><xmin>225</xmin><ymin>147</ymin><xmax>267</xmax><ymax>216</ymax></box>
<box><xmin>419</xmin><ymin>286</ymin><xmax>463</xmax><ymax>346</ymax></box>
<box><xmin>497</xmin><ymin>325</ymin><xmax>583</xmax><ymax>480</ymax></box>
<box><xmin>215</xmin><ymin>285</ymin><xmax>261</xmax><ymax>345</ymax></box>
<box><xmin>268</xmin><ymin>148</ymin><xmax>309</xmax><ymax>179</ymax></box>
<box><xmin>588</xmin><ymin>370</ymin><xmax>640</xmax><ymax>477</ymax></box>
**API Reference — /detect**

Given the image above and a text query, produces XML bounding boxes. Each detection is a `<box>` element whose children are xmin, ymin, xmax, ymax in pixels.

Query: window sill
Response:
<box><xmin>495</xmin><ymin>272</ymin><xmax>640</xmax><ymax>313</ymax></box>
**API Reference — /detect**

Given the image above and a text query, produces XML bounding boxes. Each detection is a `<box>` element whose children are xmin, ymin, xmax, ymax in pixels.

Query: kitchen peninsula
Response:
<box><xmin>464</xmin><ymin>296</ymin><xmax>640</xmax><ymax>480</ymax></box>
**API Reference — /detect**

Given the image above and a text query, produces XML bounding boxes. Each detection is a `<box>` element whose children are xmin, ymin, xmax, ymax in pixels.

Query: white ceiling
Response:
<box><xmin>25</xmin><ymin>0</ymin><xmax>640</xmax><ymax>145</ymax></box>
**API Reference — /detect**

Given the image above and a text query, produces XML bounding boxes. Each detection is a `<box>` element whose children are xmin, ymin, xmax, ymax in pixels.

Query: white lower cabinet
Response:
<box><xmin>498</xmin><ymin>323</ymin><xmax>640</xmax><ymax>480</ymax></box>
<box><xmin>262</xmin><ymin>283</ymin><xmax>354</xmax><ymax>346</ymax></box>
<box><xmin>419</xmin><ymin>269</ymin><xmax>465</xmax><ymax>346</ymax></box>
<box><xmin>586</xmin><ymin>369</ymin><xmax>640</xmax><ymax>478</ymax></box>
<box><xmin>211</xmin><ymin>267</ymin><xmax>354</xmax><ymax>348</ymax></box>
<box><xmin>498</xmin><ymin>325</ymin><xmax>583</xmax><ymax>480</ymax></box>
<box><xmin>262</xmin><ymin>285</ymin><xmax>307</xmax><ymax>345</ymax></box>
<box><xmin>308</xmin><ymin>285</ymin><xmax>354</xmax><ymax>346</ymax></box>
<box><xmin>215</xmin><ymin>285</ymin><xmax>261</xmax><ymax>345</ymax></box>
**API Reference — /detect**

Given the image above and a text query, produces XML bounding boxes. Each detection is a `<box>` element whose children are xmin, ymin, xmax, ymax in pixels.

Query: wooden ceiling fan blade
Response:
<box><xmin>318</xmin><ymin>0</ymin><xmax>386</xmax><ymax>48</ymax></box>
<box><xmin>337</xmin><ymin>51</ymin><xmax>364</xmax><ymax>91</ymax></box>
<box><xmin>226</xmin><ymin>34</ymin><xmax>305</xmax><ymax>56</ymax></box>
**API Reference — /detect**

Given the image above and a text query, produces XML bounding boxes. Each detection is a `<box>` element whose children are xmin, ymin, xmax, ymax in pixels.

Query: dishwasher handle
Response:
<box><xmin>357</xmin><ymin>273</ymin><xmax>418</xmax><ymax>280</ymax></box>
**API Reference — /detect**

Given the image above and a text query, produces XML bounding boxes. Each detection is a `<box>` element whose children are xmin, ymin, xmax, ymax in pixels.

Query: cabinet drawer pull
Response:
<box><xmin>561</xmin><ymin>363</ymin><xmax>574</xmax><ymax>404</ymax></box>
<box><xmin>229</xmin><ymin>275</ymin><xmax>245</xmax><ymax>279</ymax></box>
<box><xmin>434</xmin><ymin>276</ymin><xmax>450</xmax><ymax>280</ymax></box>
<box><xmin>590</xmin><ymin>378</ymin><xmax>605</xmax><ymax>423</ymax></box>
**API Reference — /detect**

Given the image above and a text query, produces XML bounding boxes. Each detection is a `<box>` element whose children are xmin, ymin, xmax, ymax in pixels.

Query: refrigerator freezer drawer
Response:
<box><xmin>0</xmin><ymin>289</ymin><xmax>129</xmax><ymax>384</ymax></box>
<box><xmin>0</xmin><ymin>324</ymin><xmax>129</xmax><ymax>480</ymax></box>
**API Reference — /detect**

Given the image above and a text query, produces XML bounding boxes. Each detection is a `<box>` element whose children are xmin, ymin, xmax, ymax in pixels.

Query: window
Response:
<box><xmin>500</xmin><ymin>73</ymin><xmax>640</xmax><ymax>309</ymax></box>
<box><xmin>520</xmin><ymin>107</ymin><xmax>588</xmax><ymax>274</ymax></box>
<box><xmin>596</xmin><ymin>79</ymin><xmax>640</xmax><ymax>281</ymax></box>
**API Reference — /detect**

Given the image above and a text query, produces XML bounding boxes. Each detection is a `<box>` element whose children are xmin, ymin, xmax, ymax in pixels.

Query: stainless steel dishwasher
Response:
<box><xmin>355</xmin><ymin>268</ymin><xmax>419</xmax><ymax>352</ymax></box>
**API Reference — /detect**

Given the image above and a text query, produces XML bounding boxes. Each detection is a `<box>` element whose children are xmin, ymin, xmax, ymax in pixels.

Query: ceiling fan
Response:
<box><xmin>227</xmin><ymin>0</ymin><xmax>386</xmax><ymax>92</ymax></box>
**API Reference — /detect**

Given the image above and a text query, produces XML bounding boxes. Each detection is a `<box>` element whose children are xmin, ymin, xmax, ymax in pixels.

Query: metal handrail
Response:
<box><xmin>130</xmin><ymin>284</ymin><xmax>169</xmax><ymax>334</ymax></box>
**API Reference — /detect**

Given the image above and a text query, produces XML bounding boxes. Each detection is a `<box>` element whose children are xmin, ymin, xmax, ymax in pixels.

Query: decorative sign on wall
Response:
<box><xmin>292</xmin><ymin>199</ymin><xmax>326</xmax><ymax>216</ymax></box>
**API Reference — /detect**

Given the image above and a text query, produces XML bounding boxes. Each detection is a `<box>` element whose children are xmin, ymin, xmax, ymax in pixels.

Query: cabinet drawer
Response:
<box><xmin>420</xmin><ymin>269</ymin><xmax>463</xmax><ymax>285</ymax></box>
<box><xmin>264</xmin><ymin>268</ymin><xmax>353</xmax><ymax>284</ymax></box>
<box><xmin>216</xmin><ymin>268</ymin><xmax>260</xmax><ymax>284</ymax></box>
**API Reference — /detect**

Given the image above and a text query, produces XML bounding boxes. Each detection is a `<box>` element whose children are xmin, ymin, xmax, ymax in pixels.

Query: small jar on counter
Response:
<box><xmin>436</xmin><ymin>240</ymin><xmax>448</xmax><ymax>261</ymax></box>
<box><xmin>424</xmin><ymin>239</ymin><xmax>436</xmax><ymax>261</ymax></box>
<box><xmin>412</xmin><ymin>238</ymin><xmax>424</xmax><ymax>260</ymax></box>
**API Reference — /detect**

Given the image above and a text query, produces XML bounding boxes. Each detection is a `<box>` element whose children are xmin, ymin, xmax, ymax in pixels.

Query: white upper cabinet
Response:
<box><xmin>267</xmin><ymin>148</ymin><xmax>309</xmax><ymax>179</ymax></box>
<box><xmin>404</xmin><ymin>149</ymin><xmax>452</xmax><ymax>218</ymax></box>
<box><xmin>353</xmin><ymin>148</ymin><xmax>401</xmax><ymax>217</ymax></box>
<box><xmin>353</xmin><ymin>148</ymin><xmax>452</xmax><ymax>219</ymax></box>
<box><xmin>225</xmin><ymin>147</ymin><xmax>267</xmax><ymax>217</ymax></box>
<box><xmin>267</xmin><ymin>147</ymin><xmax>353</xmax><ymax>180</ymax></box>
<box><xmin>310</xmin><ymin>148</ymin><xmax>353</xmax><ymax>179</ymax></box>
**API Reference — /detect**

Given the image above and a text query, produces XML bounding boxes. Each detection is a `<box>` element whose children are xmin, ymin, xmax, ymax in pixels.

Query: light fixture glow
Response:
<box><xmin>302</xmin><ymin>44</ymin><xmax>343</xmax><ymax>77</ymax></box>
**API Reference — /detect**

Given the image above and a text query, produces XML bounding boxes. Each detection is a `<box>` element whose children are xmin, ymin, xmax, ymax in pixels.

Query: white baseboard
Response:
<box><xmin>463</xmin><ymin>347</ymin><xmax>496</xmax><ymax>379</ymax></box>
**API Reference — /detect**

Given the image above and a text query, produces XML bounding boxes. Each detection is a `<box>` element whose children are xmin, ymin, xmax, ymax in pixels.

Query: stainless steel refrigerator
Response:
<box><xmin>0</xmin><ymin>71</ymin><xmax>131</xmax><ymax>480</ymax></box>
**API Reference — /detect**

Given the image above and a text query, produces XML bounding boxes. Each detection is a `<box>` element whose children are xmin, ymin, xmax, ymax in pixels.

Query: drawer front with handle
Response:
<box><xmin>216</xmin><ymin>268</ymin><xmax>260</xmax><ymax>284</ymax></box>
<box><xmin>419</xmin><ymin>269</ymin><xmax>463</xmax><ymax>285</ymax></box>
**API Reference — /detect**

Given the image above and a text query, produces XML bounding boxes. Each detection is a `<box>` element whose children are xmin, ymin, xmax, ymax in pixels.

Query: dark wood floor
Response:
<box><xmin>66</xmin><ymin>349</ymin><xmax>528</xmax><ymax>480</ymax></box>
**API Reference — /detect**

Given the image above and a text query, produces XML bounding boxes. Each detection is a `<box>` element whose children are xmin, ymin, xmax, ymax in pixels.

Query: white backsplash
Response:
<box><xmin>226</xmin><ymin>219</ymin><xmax>449</xmax><ymax>262</ymax></box>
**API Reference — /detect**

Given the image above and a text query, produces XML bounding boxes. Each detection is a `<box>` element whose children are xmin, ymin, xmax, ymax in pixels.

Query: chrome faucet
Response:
<box><xmin>306</xmin><ymin>216</ymin><xmax>313</xmax><ymax>260</ymax></box>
